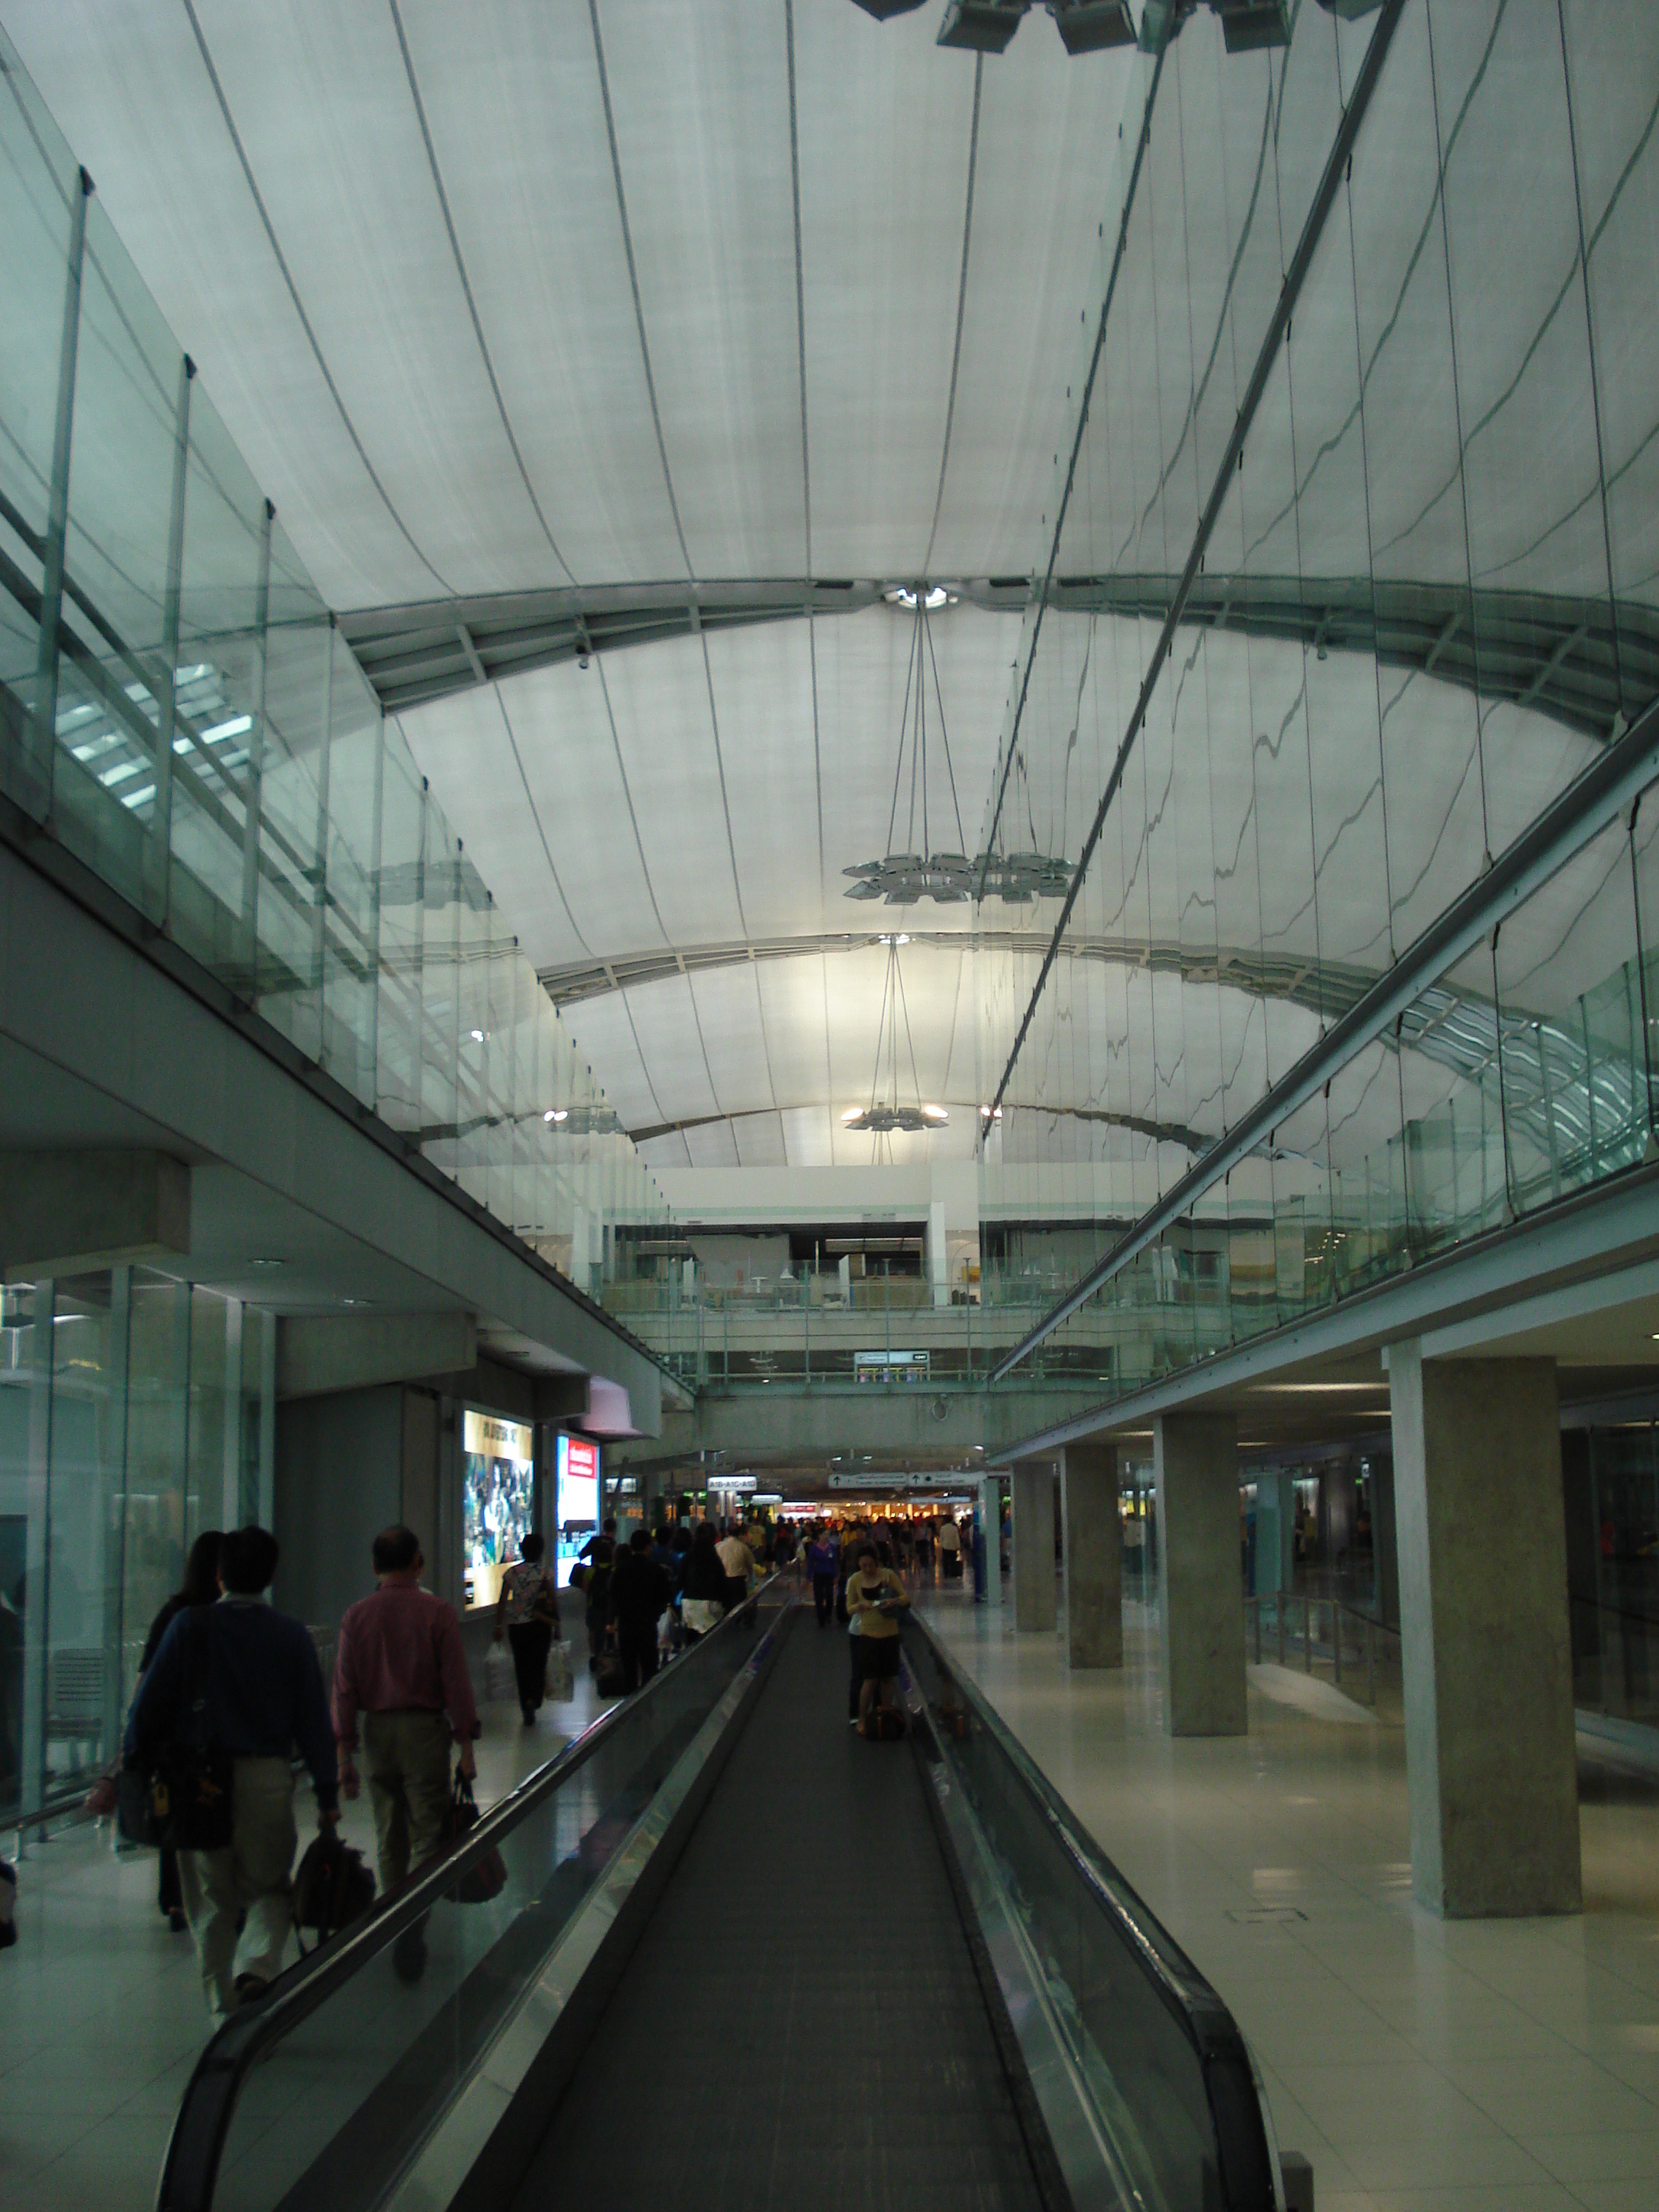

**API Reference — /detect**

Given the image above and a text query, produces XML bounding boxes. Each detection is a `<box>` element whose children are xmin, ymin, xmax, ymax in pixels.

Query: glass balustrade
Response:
<box><xmin>0</xmin><ymin>22</ymin><xmax>668</xmax><ymax>1300</ymax></box>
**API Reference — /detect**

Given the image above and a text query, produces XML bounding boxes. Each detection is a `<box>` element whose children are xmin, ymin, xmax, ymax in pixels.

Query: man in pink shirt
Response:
<box><xmin>333</xmin><ymin>1526</ymin><xmax>480</xmax><ymax>1921</ymax></box>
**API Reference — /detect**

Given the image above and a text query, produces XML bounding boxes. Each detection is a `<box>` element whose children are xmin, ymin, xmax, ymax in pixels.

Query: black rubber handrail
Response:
<box><xmin>156</xmin><ymin>1571</ymin><xmax>793</xmax><ymax>2212</ymax></box>
<box><xmin>907</xmin><ymin>1608</ymin><xmax>1279</xmax><ymax>2211</ymax></box>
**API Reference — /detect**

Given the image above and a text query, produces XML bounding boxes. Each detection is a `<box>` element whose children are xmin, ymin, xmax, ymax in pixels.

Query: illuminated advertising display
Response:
<box><xmin>462</xmin><ymin>1410</ymin><xmax>535</xmax><ymax>1611</ymax></box>
<box><xmin>554</xmin><ymin>1432</ymin><xmax>600</xmax><ymax>1587</ymax></box>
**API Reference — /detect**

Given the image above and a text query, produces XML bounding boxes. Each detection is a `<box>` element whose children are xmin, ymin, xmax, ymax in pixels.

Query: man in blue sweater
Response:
<box><xmin>126</xmin><ymin>1525</ymin><xmax>338</xmax><ymax>2018</ymax></box>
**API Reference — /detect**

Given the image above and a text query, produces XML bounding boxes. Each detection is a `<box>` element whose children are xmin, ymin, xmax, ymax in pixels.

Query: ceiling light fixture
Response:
<box><xmin>469</xmin><ymin>1028</ymin><xmax>485</xmax><ymax>1043</ymax></box>
<box><xmin>248</xmin><ymin>1256</ymin><xmax>284</xmax><ymax>1269</ymax></box>
<box><xmin>937</xmin><ymin>0</ymin><xmax>1028</xmax><ymax>50</ymax></box>
<box><xmin>1048</xmin><ymin>0</ymin><xmax>1136</xmax><ymax>51</ymax></box>
<box><xmin>846</xmin><ymin>585</ymin><xmax>1071</xmax><ymax>909</ymax></box>
<box><xmin>842</xmin><ymin>935</ymin><xmax>948</xmax><ymax>1148</ymax></box>
<box><xmin>543</xmin><ymin>1107</ymin><xmax>569</xmax><ymax>1123</ymax></box>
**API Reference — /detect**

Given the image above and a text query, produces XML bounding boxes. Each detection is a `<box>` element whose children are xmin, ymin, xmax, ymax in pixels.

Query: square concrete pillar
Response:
<box><xmin>976</xmin><ymin>1475</ymin><xmax>1002</xmax><ymax>1606</ymax></box>
<box><xmin>1061</xmin><ymin>1438</ymin><xmax>1122</xmax><ymax>1667</ymax></box>
<box><xmin>1154</xmin><ymin>1412</ymin><xmax>1246</xmax><ymax>1736</ymax></box>
<box><xmin>1012</xmin><ymin>1458</ymin><xmax>1057</xmax><ymax>1631</ymax></box>
<box><xmin>1390</xmin><ymin>1342</ymin><xmax>1580</xmax><ymax>1917</ymax></box>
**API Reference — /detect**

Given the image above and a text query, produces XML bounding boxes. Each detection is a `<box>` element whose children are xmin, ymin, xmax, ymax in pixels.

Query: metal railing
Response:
<box><xmin>156</xmin><ymin>1570</ymin><xmax>795</xmax><ymax>2212</ymax></box>
<box><xmin>1245</xmin><ymin>1593</ymin><xmax>1402</xmax><ymax>1709</ymax></box>
<box><xmin>905</xmin><ymin>1607</ymin><xmax>1282</xmax><ymax>2210</ymax></box>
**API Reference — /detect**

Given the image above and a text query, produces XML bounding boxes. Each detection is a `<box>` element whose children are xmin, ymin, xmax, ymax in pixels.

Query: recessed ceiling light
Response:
<box><xmin>543</xmin><ymin>1107</ymin><xmax>570</xmax><ymax>1123</ymax></box>
<box><xmin>249</xmin><ymin>1256</ymin><xmax>284</xmax><ymax>1269</ymax></box>
<box><xmin>469</xmin><ymin>1028</ymin><xmax>485</xmax><ymax>1043</ymax></box>
<box><xmin>341</xmin><ymin>1296</ymin><xmax>371</xmax><ymax>1309</ymax></box>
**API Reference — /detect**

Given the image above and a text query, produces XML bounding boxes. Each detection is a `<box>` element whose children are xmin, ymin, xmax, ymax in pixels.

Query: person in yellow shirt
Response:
<box><xmin>846</xmin><ymin>1545</ymin><xmax>909</xmax><ymax>1735</ymax></box>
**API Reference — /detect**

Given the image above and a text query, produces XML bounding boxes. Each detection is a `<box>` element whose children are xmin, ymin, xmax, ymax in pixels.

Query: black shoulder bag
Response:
<box><xmin>153</xmin><ymin>1608</ymin><xmax>236</xmax><ymax>1853</ymax></box>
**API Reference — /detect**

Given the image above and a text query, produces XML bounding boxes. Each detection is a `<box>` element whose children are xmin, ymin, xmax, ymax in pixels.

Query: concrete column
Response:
<box><xmin>1061</xmin><ymin>1438</ymin><xmax>1122</xmax><ymax>1667</ymax></box>
<box><xmin>1012</xmin><ymin>1457</ymin><xmax>1057</xmax><ymax>1631</ymax></box>
<box><xmin>1254</xmin><ymin>1470</ymin><xmax>1295</xmax><ymax>1597</ymax></box>
<box><xmin>927</xmin><ymin>1198</ymin><xmax>949</xmax><ymax>1308</ymax></box>
<box><xmin>976</xmin><ymin>1475</ymin><xmax>1002</xmax><ymax>1607</ymax></box>
<box><xmin>1371</xmin><ymin>1452</ymin><xmax>1400</xmax><ymax>1629</ymax></box>
<box><xmin>1154</xmin><ymin>1411</ymin><xmax>1246</xmax><ymax>1737</ymax></box>
<box><xmin>1390</xmin><ymin>1342</ymin><xmax>1579</xmax><ymax>1917</ymax></box>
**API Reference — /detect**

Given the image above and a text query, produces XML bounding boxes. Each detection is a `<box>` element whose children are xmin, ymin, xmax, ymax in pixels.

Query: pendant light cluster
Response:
<box><xmin>843</xmin><ymin>585</ymin><xmax>1071</xmax><ymax>907</ymax></box>
<box><xmin>841</xmin><ymin>933</ymin><xmax>949</xmax><ymax>1147</ymax></box>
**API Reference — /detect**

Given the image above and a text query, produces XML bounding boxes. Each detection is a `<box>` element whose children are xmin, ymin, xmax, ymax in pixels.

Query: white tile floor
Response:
<box><xmin>922</xmin><ymin>1583</ymin><xmax>1659</xmax><ymax>2212</ymax></box>
<box><xmin>0</xmin><ymin>1671</ymin><xmax>601</xmax><ymax>2212</ymax></box>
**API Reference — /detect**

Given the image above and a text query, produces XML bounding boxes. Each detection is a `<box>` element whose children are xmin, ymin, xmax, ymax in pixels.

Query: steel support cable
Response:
<box><xmin>983</xmin><ymin>0</ymin><xmax>1407</xmax><ymax>1143</ymax></box>
<box><xmin>975</xmin><ymin>42</ymin><xmax>1170</xmax><ymax>900</ymax></box>
<box><xmin>990</xmin><ymin>683</ymin><xmax>1659</xmax><ymax>1382</ymax></box>
<box><xmin>986</xmin><ymin>0</ymin><xmax>1416</xmax><ymax>1194</ymax></box>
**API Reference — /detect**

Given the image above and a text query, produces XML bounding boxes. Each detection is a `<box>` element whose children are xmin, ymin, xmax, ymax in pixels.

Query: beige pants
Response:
<box><xmin>363</xmin><ymin>1709</ymin><xmax>453</xmax><ymax>1892</ymax></box>
<box><xmin>179</xmin><ymin>1755</ymin><xmax>297</xmax><ymax>2020</ymax></box>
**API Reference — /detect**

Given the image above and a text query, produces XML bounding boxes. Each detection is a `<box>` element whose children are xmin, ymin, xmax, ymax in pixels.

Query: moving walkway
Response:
<box><xmin>158</xmin><ymin>1579</ymin><xmax>1295</xmax><ymax>2212</ymax></box>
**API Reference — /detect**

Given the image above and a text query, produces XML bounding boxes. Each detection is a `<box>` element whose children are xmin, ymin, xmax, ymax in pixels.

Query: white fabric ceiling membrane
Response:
<box><xmin>400</xmin><ymin>602</ymin><xmax>1609</xmax><ymax>1163</ymax></box>
<box><xmin>9</xmin><ymin>0</ymin><xmax>1655</xmax><ymax>1180</ymax></box>
<box><xmin>6</xmin><ymin>0</ymin><xmax>1123</xmax><ymax>606</ymax></box>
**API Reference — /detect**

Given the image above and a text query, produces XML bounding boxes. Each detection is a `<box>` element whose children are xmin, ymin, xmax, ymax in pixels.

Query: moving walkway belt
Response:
<box><xmin>158</xmin><ymin>1577</ymin><xmax>1286</xmax><ymax>2212</ymax></box>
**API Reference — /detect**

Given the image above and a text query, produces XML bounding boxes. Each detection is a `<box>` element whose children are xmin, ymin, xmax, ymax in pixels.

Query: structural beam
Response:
<box><xmin>276</xmin><ymin>1310</ymin><xmax>477</xmax><ymax>1400</ymax></box>
<box><xmin>0</xmin><ymin>1148</ymin><xmax>189</xmax><ymax>1274</ymax></box>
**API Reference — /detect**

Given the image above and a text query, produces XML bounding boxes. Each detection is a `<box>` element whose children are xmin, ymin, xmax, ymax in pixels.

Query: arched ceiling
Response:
<box><xmin>11</xmin><ymin>1</ymin><xmax>1656</xmax><ymax>1176</ymax></box>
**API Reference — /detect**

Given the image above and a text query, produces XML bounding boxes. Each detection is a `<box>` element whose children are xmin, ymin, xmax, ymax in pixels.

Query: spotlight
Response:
<box><xmin>1047</xmin><ymin>0</ymin><xmax>1135</xmax><ymax>50</ymax></box>
<box><xmin>937</xmin><ymin>0</ymin><xmax>1030</xmax><ymax>52</ymax></box>
<box><xmin>849</xmin><ymin>0</ymin><xmax>928</xmax><ymax>14</ymax></box>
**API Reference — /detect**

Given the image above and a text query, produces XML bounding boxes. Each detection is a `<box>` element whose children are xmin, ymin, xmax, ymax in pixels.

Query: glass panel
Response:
<box><xmin>0</xmin><ymin>49</ymin><xmax>81</xmax><ymax>815</ymax></box>
<box><xmin>0</xmin><ymin>1282</ymin><xmax>40</xmax><ymax>1818</ymax></box>
<box><xmin>47</xmin><ymin>193</ymin><xmax>184</xmax><ymax>918</ymax></box>
<box><xmin>204</xmin><ymin>1595</ymin><xmax>786</xmax><ymax>2212</ymax></box>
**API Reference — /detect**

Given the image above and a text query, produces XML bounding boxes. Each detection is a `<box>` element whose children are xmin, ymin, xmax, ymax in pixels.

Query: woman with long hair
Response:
<box><xmin>139</xmin><ymin>1529</ymin><xmax>222</xmax><ymax>1931</ymax></box>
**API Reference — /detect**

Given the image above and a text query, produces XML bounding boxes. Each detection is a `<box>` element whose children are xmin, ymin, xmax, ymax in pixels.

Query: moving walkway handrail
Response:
<box><xmin>907</xmin><ymin>1607</ymin><xmax>1279</xmax><ymax>2208</ymax></box>
<box><xmin>157</xmin><ymin>1570</ymin><xmax>791</xmax><ymax>2212</ymax></box>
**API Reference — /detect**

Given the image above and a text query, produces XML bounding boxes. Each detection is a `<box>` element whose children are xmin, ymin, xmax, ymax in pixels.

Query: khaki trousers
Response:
<box><xmin>179</xmin><ymin>1755</ymin><xmax>297</xmax><ymax>2020</ymax></box>
<box><xmin>363</xmin><ymin>1709</ymin><xmax>453</xmax><ymax>1892</ymax></box>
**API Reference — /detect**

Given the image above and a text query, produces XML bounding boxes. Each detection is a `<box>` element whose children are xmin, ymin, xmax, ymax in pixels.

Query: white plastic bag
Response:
<box><xmin>485</xmin><ymin>1644</ymin><xmax>516</xmax><ymax>1703</ymax></box>
<box><xmin>545</xmin><ymin>1640</ymin><xmax>575</xmax><ymax>1703</ymax></box>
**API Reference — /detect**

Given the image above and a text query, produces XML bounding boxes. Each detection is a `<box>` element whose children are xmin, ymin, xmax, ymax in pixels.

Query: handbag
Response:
<box><xmin>440</xmin><ymin>1771</ymin><xmax>507</xmax><ymax>1904</ymax></box>
<box><xmin>114</xmin><ymin>1763</ymin><xmax>164</xmax><ymax>1847</ymax></box>
<box><xmin>293</xmin><ymin>1829</ymin><xmax>376</xmax><ymax>1943</ymax></box>
<box><xmin>544</xmin><ymin>1640</ymin><xmax>575</xmax><ymax>1702</ymax></box>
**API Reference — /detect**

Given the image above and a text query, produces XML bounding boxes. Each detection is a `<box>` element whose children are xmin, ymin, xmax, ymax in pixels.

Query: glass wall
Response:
<box><xmin>976</xmin><ymin>0</ymin><xmax>1659</xmax><ymax>1394</ymax></box>
<box><xmin>0</xmin><ymin>1267</ymin><xmax>273</xmax><ymax>1825</ymax></box>
<box><xmin>0</xmin><ymin>24</ymin><xmax>668</xmax><ymax>1302</ymax></box>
